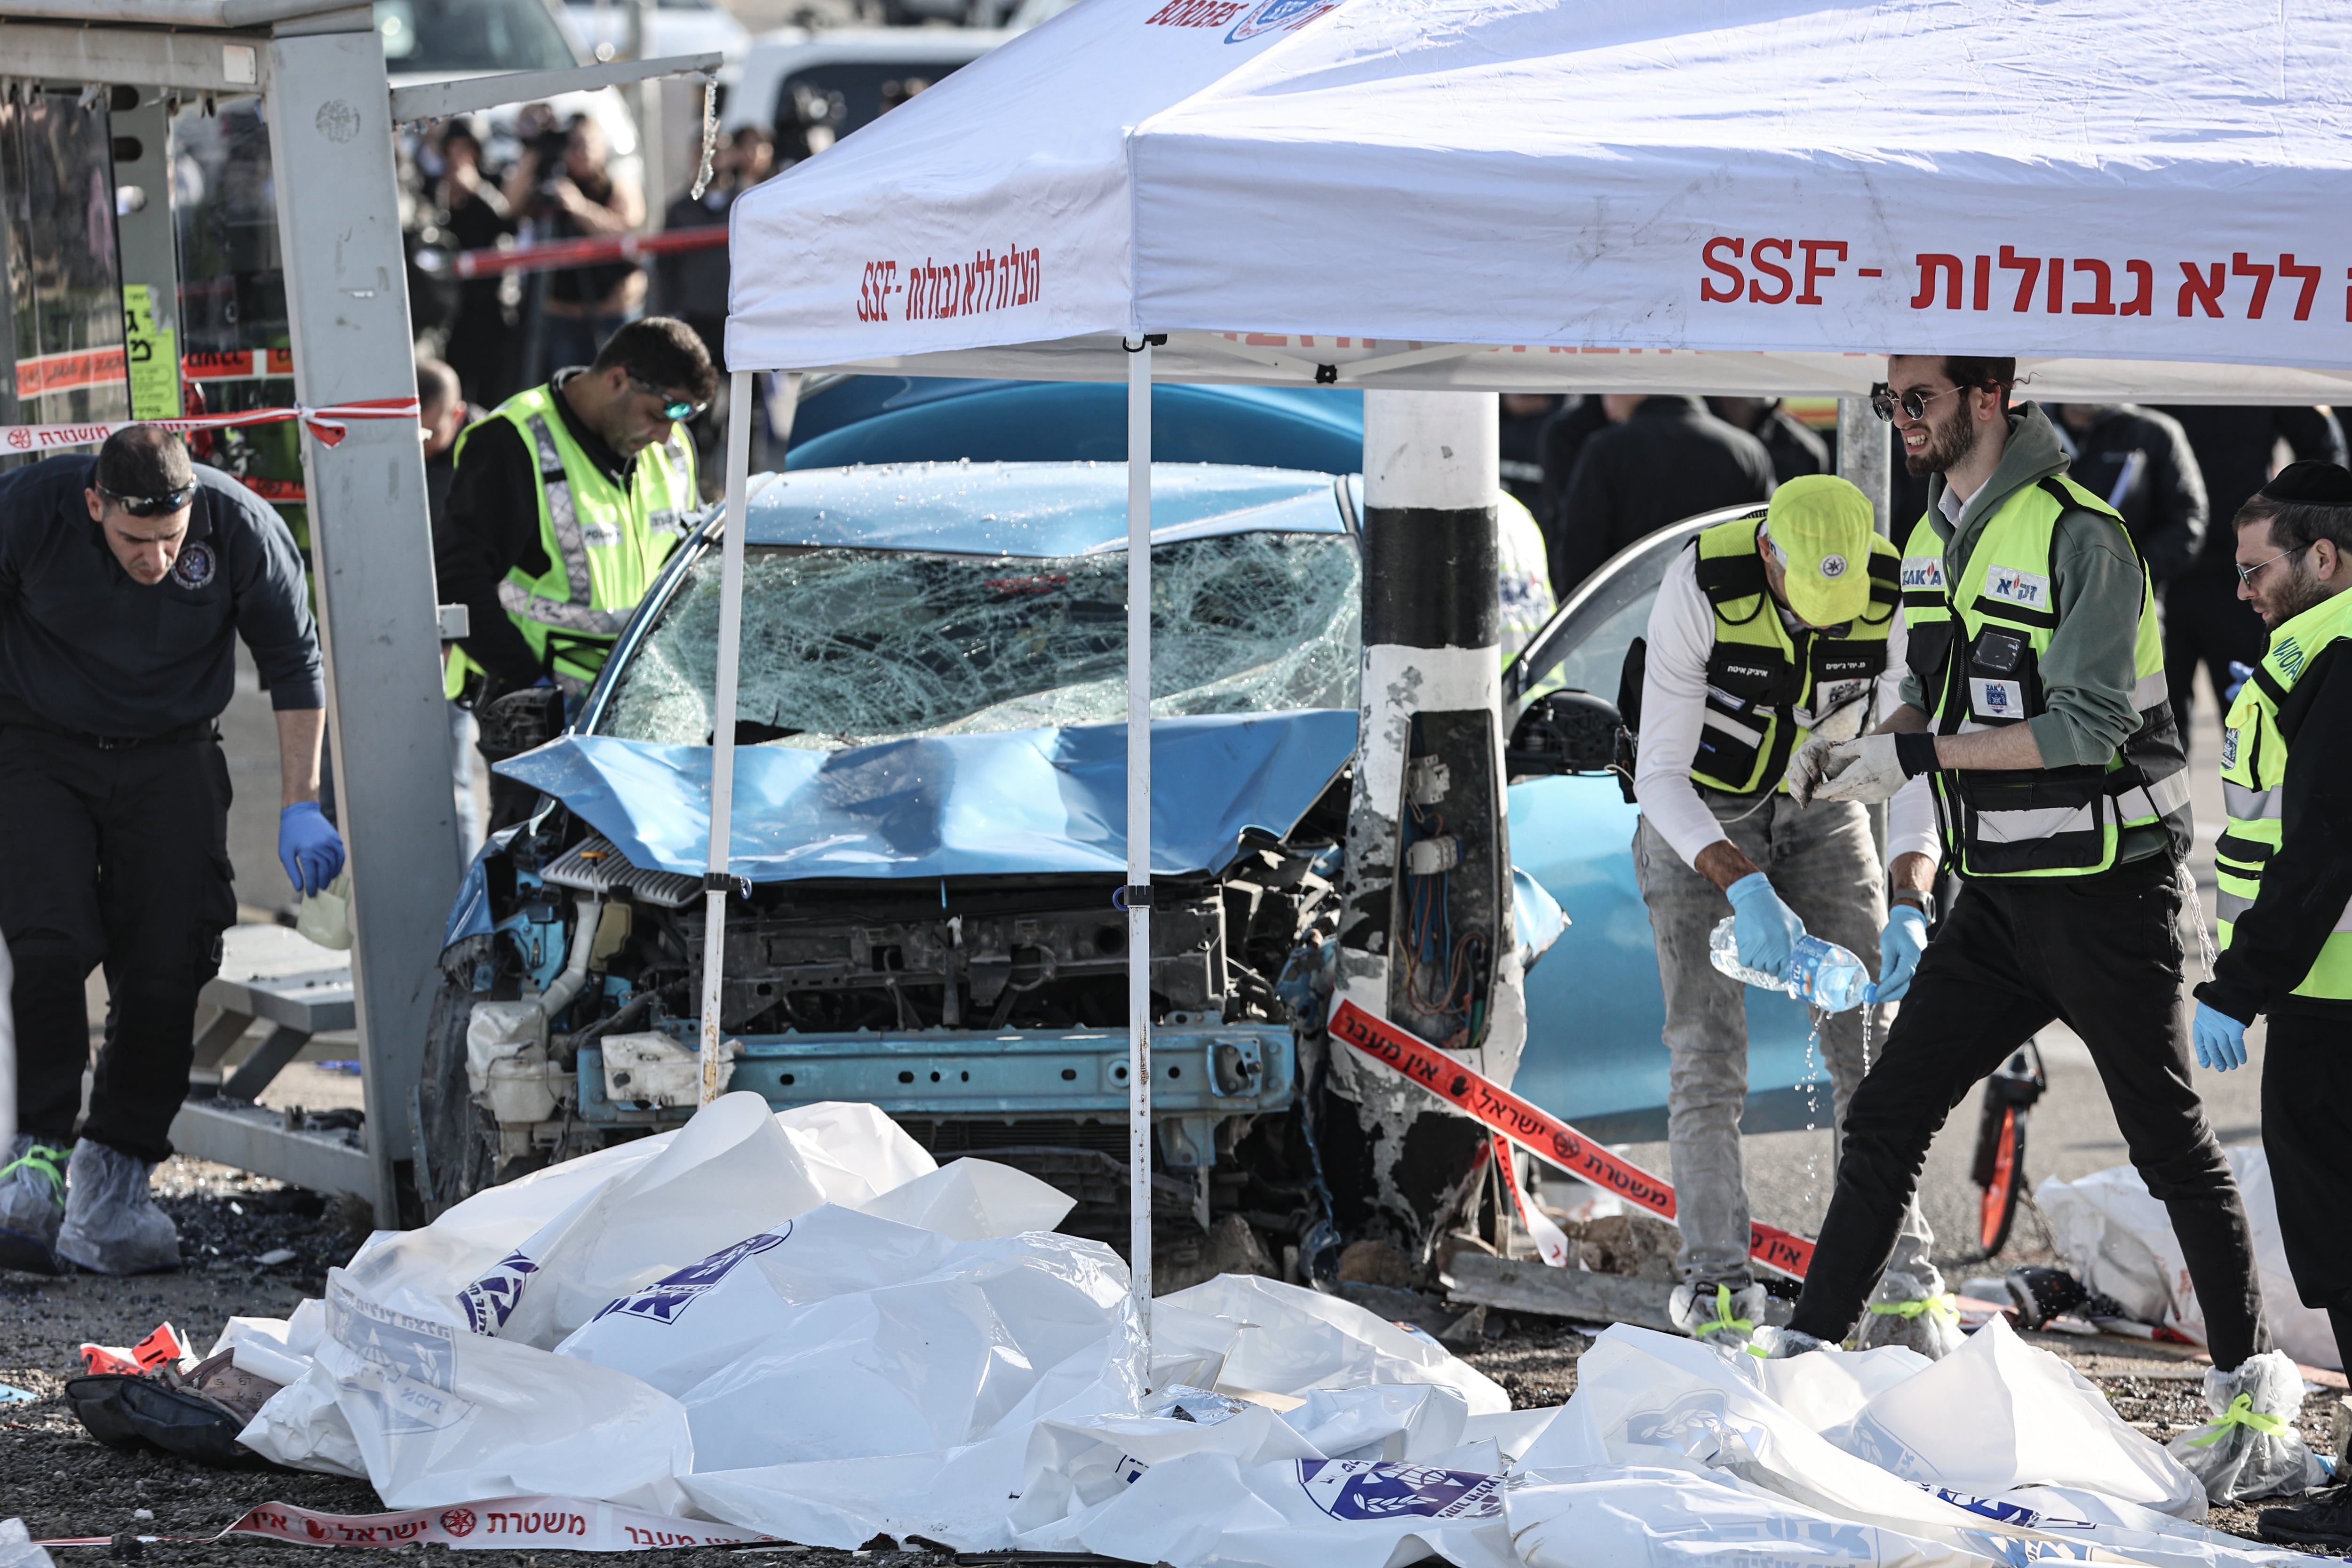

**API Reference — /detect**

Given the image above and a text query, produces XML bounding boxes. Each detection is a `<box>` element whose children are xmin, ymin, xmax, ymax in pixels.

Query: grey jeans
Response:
<box><xmin>1633</xmin><ymin>790</ymin><xmax>1936</xmax><ymax>1289</ymax></box>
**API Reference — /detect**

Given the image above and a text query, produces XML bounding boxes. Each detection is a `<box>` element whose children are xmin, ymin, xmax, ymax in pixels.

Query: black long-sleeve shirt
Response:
<box><xmin>434</xmin><ymin>370</ymin><xmax>636</xmax><ymax>691</ymax></box>
<box><xmin>2053</xmin><ymin>404</ymin><xmax>2207</xmax><ymax>586</ymax></box>
<box><xmin>0</xmin><ymin>455</ymin><xmax>322</xmax><ymax>737</ymax></box>
<box><xmin>2149</xmin><ymin>405</ymin><xmax>2342</xmax><ymax>579</ymax></box>
<box><xmin>1549</xmin><ymin>396</ymin><xmax>1774</xmax><ymax>598</ymax></box>
<box><xmin>2197</xmin><ymin>635</ymin><xmax>2352</xmax><ymax>1023</ymax></box>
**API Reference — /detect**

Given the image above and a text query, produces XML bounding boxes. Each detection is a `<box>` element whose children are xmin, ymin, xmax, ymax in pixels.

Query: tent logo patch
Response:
<box><xmin>1227</xmin><ymin>0</ymin><xmax>1337</xmax><ymax>40</ymax></box>
<box><xmin>1146</xmin><ymin>0</ymin><xmax>1245</xmax><ymax>24</ymax></box>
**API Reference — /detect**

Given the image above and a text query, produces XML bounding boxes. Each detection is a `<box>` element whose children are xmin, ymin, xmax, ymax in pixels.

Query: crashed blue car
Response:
<box><xmin>421</xmin><ymin>460</ymin><xmax>1824</xmax><ymax>1265</ymax></box>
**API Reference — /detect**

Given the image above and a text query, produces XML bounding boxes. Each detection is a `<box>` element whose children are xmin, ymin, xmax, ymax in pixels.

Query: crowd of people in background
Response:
<box><xmin>396</xmin><ymin>100</ymin><xmax>2349</xmax><ymax>742</ymax></box>
<box><xmin>1508</xmin><ymin>390</ymin><xmax>2345</xmax><ymax>727</ymax></box>
<box><xmin>405</xmin><ymin>110</ymin><xmax>780</xmax><ymax>491</ymax></box>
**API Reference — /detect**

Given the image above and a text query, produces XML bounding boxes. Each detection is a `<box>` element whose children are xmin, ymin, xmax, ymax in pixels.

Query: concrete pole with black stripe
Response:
<box><xmin>1320</xmin><ymin>390</ymin><xmax>1525</xmax><ymax>1271</ymax></box>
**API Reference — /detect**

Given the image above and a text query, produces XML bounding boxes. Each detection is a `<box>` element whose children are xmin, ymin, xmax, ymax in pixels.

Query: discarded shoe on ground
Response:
<box><xmin>65</xmin><ymin>1371</ymin><xmax>281</xmax><ymax>1470</ymax></box>
<box><xmin>2169</xmin><ymin>1349</ymin><xmax>2328</xmax><ymax>1503</ymax></box>
<box><xmin>2260</xmin><ymin>1481</ymin><xmax>2352</xmax><ymax>1549</ymax></box>
<box><xmin>55</xmin><ymin>1139</ymin><xmax>180</xmax><ymax>1276</ymax></box>
<box><xmin>0</xmin><ymin>1137</ymin><xmax>68</xmax><ymax>1275</ymax></box>
<box><xmin>2039</xmin><ymin>1149</ymin><xmax>2341</xmax><ymax>1371</ymax></box>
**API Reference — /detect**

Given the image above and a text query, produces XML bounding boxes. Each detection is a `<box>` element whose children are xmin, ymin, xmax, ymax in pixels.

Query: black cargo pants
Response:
<box><xmin>2263</xmin><ymin>1013</ymin><xmax>2352</xmax><ymax>1373</ymax></box>
<box><xmin>1790</xmin><ymin>852</ymin><xmax>2269</xmax><ymax>1368</ymax></box>
<box><xmin>0</xmin><ymin>725</ymin><xmax>238</xmax><ymax>1163</ymax></box>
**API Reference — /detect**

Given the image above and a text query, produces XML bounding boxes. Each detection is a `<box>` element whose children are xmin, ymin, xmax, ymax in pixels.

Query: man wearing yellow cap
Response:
<box><xmin>1631</xmin><ymin>474</ymin><xmax>1944</xmax><ymax>1353</ymax></box>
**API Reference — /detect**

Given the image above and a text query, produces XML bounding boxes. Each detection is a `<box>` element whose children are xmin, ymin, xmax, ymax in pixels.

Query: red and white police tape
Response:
<box><xmin>35</xmin><ymin>1496</ymin><xmax>776</xmax><ymax>1552</ymax></box>
<box><xmin>0</xmin><ymin>397</ymin><xmax>420</xmax><ymax>455</ymax></box>
<box><xmin>1328</xmin><ymin>999</ymin><xmax>1816</xmax><ymax>1278</ymax></box>
<box><xmin>1491</xmin><ymin>1132</ymin><xmax>1574</xmax><ymax>1268</ymax></box>
<box><xmin>421</xmin><ymin>224</ymin><xmax>728</xmax><ymax>280</ymax></box>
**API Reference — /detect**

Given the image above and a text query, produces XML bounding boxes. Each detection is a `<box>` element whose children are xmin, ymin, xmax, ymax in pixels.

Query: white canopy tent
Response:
<box><xmin>701</xmin><ymin>0</ymin><xmax>2352</xmax><ymax>1337</ymax></box>
<box><xmin>728</xmin><ymin>0</ymin><xmax>2352</xmax><ymax>398</ymax></box>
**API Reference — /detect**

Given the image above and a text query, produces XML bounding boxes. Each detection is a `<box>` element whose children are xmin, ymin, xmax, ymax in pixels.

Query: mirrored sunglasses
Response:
<box><xmin>97</xmin><ymin>483</ymin><xmax>196</xmax><ymax>518</ymax></box>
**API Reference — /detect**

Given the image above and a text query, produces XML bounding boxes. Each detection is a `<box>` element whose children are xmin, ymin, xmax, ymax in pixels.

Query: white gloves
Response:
<box><xmin>1785</xmin><ymin>734</ymin><xmax>1839</xmax><ymax>807</ymax></box>
<box><xmin>1810</xmin><ymin>733</ymin><xmax>1912</xmax><ymax>805</ymax></box>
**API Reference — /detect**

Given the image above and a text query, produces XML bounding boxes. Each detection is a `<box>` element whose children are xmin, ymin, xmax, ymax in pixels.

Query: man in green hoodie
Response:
<box><xmin>1774</xmin><ymin>355</ymin><xmax>2266</xmax><ymax>1374</ymax></box>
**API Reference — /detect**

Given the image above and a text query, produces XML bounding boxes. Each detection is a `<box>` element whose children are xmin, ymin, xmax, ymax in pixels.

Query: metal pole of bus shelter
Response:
<box><xmin>1125</xmin><ymin>338</ymin><xmax>1154</xmax><ymax>1348</ymax></box>
<box><xmin>698</xmin><ymin>368</ymin><xmax>784</xmax><ymax>1103</ymax></box>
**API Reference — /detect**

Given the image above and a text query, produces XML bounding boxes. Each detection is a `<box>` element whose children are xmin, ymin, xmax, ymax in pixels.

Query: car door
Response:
<box><xmin>1501</xmin><ymin>509</ymin><xmax>1838</xmax><ymax>1144</ymax></box>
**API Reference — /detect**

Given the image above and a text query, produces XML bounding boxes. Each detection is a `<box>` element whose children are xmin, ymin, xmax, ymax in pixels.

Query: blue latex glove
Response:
<box><xmin>1726</xmin><ymin>871</ymin><xmax>1805</xmax><ymax>983</ymax></box>
<box><xmin>2224</xmin><ymin>661</ymin><xmax>2255</xmax><ymax>704</ymax></box>
<box><xmin>279</xmin><ymin>802</ymin><xmax>346</xmax><ymax>897</ymax></box>
<box><xmin>2192</xmin><ymin>1001</ymin><xmax>2249</xmax><ymax>1072</ymax></box>
<box><xmin>1875</xmin><ymin>903</ymin><xmax>1929</xmax><ymax>1003</ymax></box>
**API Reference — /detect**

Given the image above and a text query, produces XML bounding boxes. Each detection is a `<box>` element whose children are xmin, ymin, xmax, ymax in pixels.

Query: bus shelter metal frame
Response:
<box><xmin>0</xmin><ymin>1</ymin><xmax>710</xmax><ymax>1223</ymax></box>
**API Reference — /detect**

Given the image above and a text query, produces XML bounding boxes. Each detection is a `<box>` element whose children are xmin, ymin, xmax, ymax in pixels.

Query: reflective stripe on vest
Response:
<box><xmin>495</xmin><ymin>414</ymin><xmax>637</xmax><ymax>639</ymax></box>
<box><xmin>1686</xmin><ymin>513</ymin><xmax>1899</xmax><ymax>796</ymax></box>
<box><xmin>447</xmin><ymin>384</ymin><xmax>697</xmax><ymax>699</ymax></box>
<box><xmin>1901</xmin><ymin>473</ymin><xmax>2189</xmax><ymax>879</ymax></box>
<box><xmin>2214</xmin><ymin>585</ymin><xmax>2352</xmax><ymax>1000</ymax></box>
<box><xmin>2223</xmin><ymin>781</ymin><xmax>2281</xmax><ymax>820</ymax></box>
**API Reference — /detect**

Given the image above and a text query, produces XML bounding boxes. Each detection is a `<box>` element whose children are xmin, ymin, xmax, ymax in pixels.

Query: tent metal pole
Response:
<box><xmin>699</xmin><ymin>367</ymin><xmax>757</xmax><ymax>1105</ymax></box>
<box><xmin>1126</xmin><ymin>340</ymin><xmax>1154</xmax><ymax>1348</ymax></box>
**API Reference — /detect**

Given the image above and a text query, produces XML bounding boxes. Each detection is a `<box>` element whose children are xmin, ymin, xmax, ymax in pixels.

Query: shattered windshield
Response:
<box><xmin>598</xmin><ymin>533</ymin><xmax>1361</xmax><ymax>747</ymax></box>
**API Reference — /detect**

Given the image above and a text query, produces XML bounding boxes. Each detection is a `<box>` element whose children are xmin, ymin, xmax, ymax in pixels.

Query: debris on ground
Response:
<box><xmin>3</xmin><ymin>1106</ymin><xmax>2346</xmax><ymax>1565</ymax></box>
<box><xmin>2040</xmin><ymin>1147</ymin><xmax>2342</xmax><ymax>1373</ymax></box>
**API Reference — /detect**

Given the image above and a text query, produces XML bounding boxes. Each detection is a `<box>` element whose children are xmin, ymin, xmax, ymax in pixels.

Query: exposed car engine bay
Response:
<box><xmin>418</xmin><ymin>773</ymin><xmax>1350</xmax><ymax>1280</ymax></box>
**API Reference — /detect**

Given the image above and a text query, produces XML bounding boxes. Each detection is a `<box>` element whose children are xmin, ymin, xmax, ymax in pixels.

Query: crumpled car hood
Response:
<box><xmin>493</xmin><ymin>710</ymin><xmax>1358</xmax><ymax>883</ymax></box>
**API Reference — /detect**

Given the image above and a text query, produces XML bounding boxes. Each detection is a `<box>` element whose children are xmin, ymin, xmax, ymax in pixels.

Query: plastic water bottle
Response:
<box><xmin>1709</xmin><ymin>917</ymin><xmax>1876</xmax><ymax>1011</ymax></box>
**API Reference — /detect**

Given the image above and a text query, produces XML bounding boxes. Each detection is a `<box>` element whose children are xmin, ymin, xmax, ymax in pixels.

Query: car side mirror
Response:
<box><xmin>475</xmin><ymin>686</ymin><xmax>566</xmax><ymax>762</ymax></box>
<box><xmin>1507</xmin><ymin>689</ymin><xmax>1623</xmax><ymax>778</ymax></box>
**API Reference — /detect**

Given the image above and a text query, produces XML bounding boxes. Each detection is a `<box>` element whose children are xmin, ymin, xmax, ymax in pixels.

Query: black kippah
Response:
<box><xmin>2258</xmin><ymin>460</ymin><xmax>2352</xmax><ymax>505</ymax></box>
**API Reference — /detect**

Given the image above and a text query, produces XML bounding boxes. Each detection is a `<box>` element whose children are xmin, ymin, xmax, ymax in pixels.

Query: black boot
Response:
<box><xmin>2260</xmin><ymin>1484</ymin><xmax>2352</xmax><ymax>1549</ymax></box>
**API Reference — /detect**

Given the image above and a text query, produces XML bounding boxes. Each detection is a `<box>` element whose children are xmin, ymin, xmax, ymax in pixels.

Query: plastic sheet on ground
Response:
<box><xmin>2037</xmin><ymin>1145</ymin><xmax>2340</xmax><ymax>1371</ymax></box>
<box><xmin>1158</xmin><ymin>1274</ymin><xmax>1510</xmax><ymax>1417</ymax></box>
<box><xmin>1508</xmin><ymin>1325</ymin><xmax>2319</xmax><ymax>1568</ymax></box>
<box><xmin>674</xmin><ymin>1281</ymin><xmax>1512</xmax><ymax>1553</ymax></box>
<box><xmin>219</xmin><ymin>1097</ymin><xmax>2336</xmax><ymax>1564</ymax></box>
<box><xmin>0</xmin><ymin>1518</ymin><xmax>55</xmax><ymax>1568</ymax></box>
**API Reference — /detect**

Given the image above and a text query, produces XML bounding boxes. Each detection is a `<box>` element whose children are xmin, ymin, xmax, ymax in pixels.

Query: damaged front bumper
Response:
<box><xmin>575</xmin><ymin>1021</ymin><xmax>1295</xmax><ymax>1167</ymax></box>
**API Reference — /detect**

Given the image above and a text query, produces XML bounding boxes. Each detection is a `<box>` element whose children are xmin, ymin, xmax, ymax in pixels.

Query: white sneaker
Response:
<box><xmin>55</xmin><ymin>1140</ymin><xmax>181</xmax><ymax>1276</ymax></box>
<box><xmin>0</xmin><ymin>1137</ymin><xmax>70</xmax><ymax>1274</ymax></box>
<box><xmin>1669</xmin><ymin>1280</ymin><xmax>1771</xmax><ymax>1352</ymax></box>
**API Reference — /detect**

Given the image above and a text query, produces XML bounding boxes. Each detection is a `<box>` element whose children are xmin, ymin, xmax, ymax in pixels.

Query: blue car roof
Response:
<box><xmin>743</xmin><ymin>461</ymin><xmax>1347</xmax><ymax>558</ymax></box>
<box><xmin>787</xmin><ymin>378</ymin><xmax>1364</xmax><ymax>474</ymax></box>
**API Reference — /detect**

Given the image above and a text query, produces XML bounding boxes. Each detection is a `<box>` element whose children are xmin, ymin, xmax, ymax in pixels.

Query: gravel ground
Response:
<box><xmin>1</xmin><ymin>1160</ymin><xmax>2342</xmax><ymax>1563</ymax></box>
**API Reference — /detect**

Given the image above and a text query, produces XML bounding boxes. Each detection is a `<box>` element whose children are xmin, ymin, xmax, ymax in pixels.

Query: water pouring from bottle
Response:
<box><xmin>1708</xmin><ymin>917</ymin><xmax>1875</xmax><ymax>1011</ymax></box>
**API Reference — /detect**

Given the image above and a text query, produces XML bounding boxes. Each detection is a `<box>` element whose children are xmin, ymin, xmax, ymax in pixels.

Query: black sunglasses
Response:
<box><xmin>97</xmin><ymin>483</ymin><xmax>197</xmax><ymax>518</ymax></box>
<box><xmin>1869</xmin><ymin>382</ymin><xmax>1966</xmax><ymax>423</ymax></box>
<box><xmin>629</xmin><ymin>376</ymin><xmax>707</xmax><ymax>422</ymax></box>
